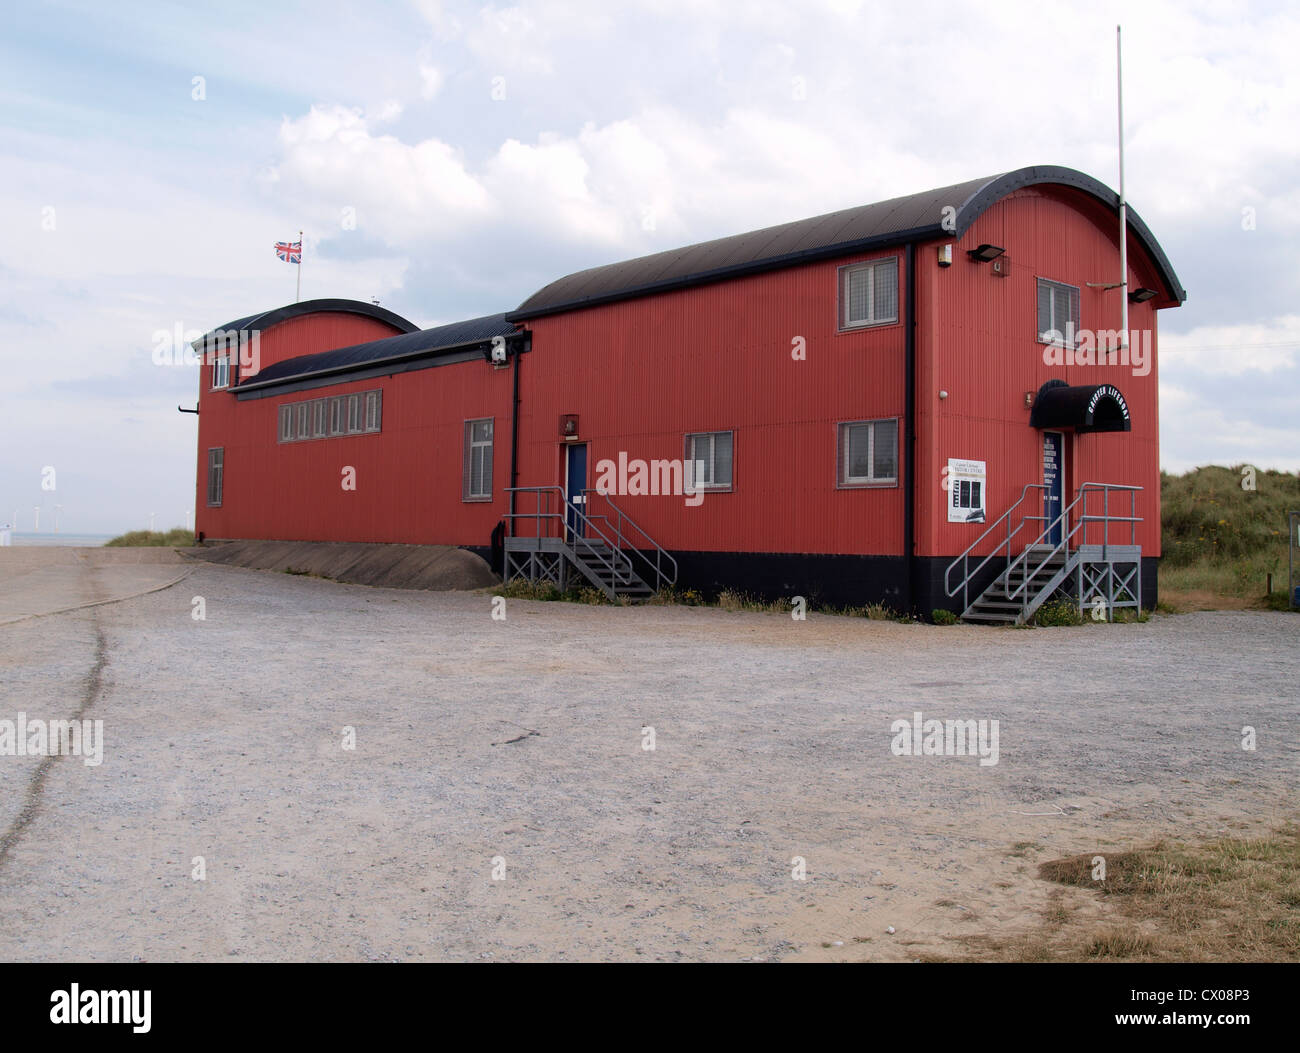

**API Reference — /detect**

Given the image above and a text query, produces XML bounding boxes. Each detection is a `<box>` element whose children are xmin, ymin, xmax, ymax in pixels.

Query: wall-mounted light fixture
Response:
<box><xmin>939</xmin><ymin>390</ymin><xmax>949</xmax><ymax>400</ymax></box>
<box><xmin>1024</xmin><ymin>391</ymin><xmax>1035</xmax><ymax>408</ymax></box>
<box><xmin>967</xmin><ymin>243</ymin><xmax>1005</xmax><ymax>263</ymax></box>
<box><xmin>1128</xmin><ymin>287</ymin><xmax>1157</xmax><ymax>303</ymax></box>
<box><xmin>937</xmin><ymin>244</ymin><xmax>953</xmax><ymax>267</ymax></box>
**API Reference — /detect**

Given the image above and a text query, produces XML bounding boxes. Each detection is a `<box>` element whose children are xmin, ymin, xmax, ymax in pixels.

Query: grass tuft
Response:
<box><xmin>105</xmin><ymin>528</ymin><xmax>195</xmax><ymax>547</ymax></box>
<box><xmin>939</xmin><ymin>822</ymin><xmax>1300</xmax><ymax>962</ymax></box>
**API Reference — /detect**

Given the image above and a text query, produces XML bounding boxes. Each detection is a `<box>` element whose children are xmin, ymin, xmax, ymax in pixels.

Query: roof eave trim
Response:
<box><xmin>505</xmin><ymin>223</ymin><xmax>943</xmax><ymax>321</ymax></box>
<box><xmin>953</xmin><ymin>166</ymin><xmax>1186</xmax><ymax>304</ymax></box>
<box><xmin>232</xmin><ymin>332</ymin><xmax>527</xmax><ymax>393</ymax></box>
<box><xmin>192</xmin><ymin>299</ymin><xmax>420</xmax><ymax>350</ymax></box>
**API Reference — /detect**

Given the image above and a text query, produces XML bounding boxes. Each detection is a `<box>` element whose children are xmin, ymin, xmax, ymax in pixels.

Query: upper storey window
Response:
<box><xmin>1037</xmin><ymin>278</ymin><xmax>1080</xmax><ymax>346</ymax></box>
<box><xmin>839</xmin><ymin>257</ymin><xmax>899</xmax><ymax>330</ymax></box>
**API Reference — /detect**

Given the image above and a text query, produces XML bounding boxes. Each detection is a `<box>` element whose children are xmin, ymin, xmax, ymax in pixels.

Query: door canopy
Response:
<box><xmin>1030</xmin><ymin>379</ymin><xmax>1131</xmax><ymax>433</ymax></box>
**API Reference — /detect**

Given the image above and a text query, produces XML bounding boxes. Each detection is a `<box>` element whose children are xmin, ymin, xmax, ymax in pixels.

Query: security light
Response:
<box><xmin>1129</xmin><ymin>287</ymin><xmax>1157</xmax><ymax>303</ymax></box>
<box><xmin>967</xmin><ymin>243</ymin><xmax>1005</xmax><ymax>262</ymax></box>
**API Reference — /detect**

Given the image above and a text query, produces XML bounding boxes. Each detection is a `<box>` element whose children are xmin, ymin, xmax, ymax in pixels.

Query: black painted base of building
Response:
<box><xmin>480</xmin><ymin>541</ymin><xmax>1158</xmax><ymax>620</ymax></box>
<box><xmin>666</xmin><ymin>550</ymin><xmax>1159</xmax><ymax>619</ymax></box>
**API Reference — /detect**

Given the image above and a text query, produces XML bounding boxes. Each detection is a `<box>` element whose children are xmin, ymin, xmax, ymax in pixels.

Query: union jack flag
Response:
<box><xmin>274</xmin><ymin>240</ymin><xmax>302</xmax><ymax>264</ymax></box>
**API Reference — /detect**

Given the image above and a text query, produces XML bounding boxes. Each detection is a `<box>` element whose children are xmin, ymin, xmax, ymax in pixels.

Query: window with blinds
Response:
<box><xmin>837</xmin><ymin>419</ymin><xmax>898</xmax><ymax>487</ymax></box>
<box><xmin>463</xmin><ymin>418</ymin><xmax>493</xmax><ymax>501</ymax></box>
<box><xmin>276</xmin><ymin>390</ymin><xmax>382</xmax><ymax>443</ymax></box>
<box><xmin>206</xmin><ymin>447</ymin><xmax>224</xmax><ymax>507</ymax></box>
<box><xmin>839</xmin><ymin>257</ymin><xmax>899</xmax><ymax>330</ymax></box>
<box><xmin>1037</xmin><ymin>278</ymin><xmax>1081</xmax><ymax>345</ymax></box>
<box><xmin>684</xmin><ymin>431</ymin><xmax>734</xmax><ymax>491</ymax></box>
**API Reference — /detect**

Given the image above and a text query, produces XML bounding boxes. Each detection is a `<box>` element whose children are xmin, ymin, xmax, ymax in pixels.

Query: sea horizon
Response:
<box><xmin>2</xmin><ymin>532</ymin><xmax>114</xmax><ymax>547</ymax></box>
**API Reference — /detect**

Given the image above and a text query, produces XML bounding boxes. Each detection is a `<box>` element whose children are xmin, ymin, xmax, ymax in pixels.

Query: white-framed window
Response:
<box><xmin>278</xmin><ymin>405</ymin><xmax>293</xmax><ymax>443</ymax></box>
<box><xmin>838</xmin><ymin>256</ymin><xmax>899</xmax><ymax>330</ymax></box>
<box><xmin>328</xmin><ymin>396</ymin><xmax>343</xmax><ymax>436</ymax></box>
<box><xmin>1037</xmin><ymin>278</ymin><xmax>1081</xmax><ymax>345</ymax></box>
<box><xmin>211</xmin><ymin>355</ymin><xmax>231</xmax><ymax>390</ymax></box>
<box><xmin>313</xmin><ymin>399</ymin><xmax>328</xmax><ymax>438</ymax></box>
<box><xmin>684</xmin><ymin>430</ymin><xmax>734</xmax><ymax>491</ymax></box>
<box><xmin>837</xmin><ymin>419</ymin><xmax>898</xmax><ymax>487</ymax></box>
<box><xmin>364</xmin><ymin>390</ymin><xmax>382</xmax><ymax>433</ymax></box>
<box><xmin>206</xmin><ymin>447</ymin><xmax>224</xmax><ymax>507</ymax></box>
<box><xmin>347</xmin><ymin>394</ymin><xmax>362</xmax><ymax>434</ymax></box>
<box><xmin>296</xmin><ymin>402</ymin><xmax>311</xmax><ymax>438</ymax></box>
<box><xmin>463</xmin><ymin>418</ymin><xmax>493</xmax><ymax>501</ymax></box>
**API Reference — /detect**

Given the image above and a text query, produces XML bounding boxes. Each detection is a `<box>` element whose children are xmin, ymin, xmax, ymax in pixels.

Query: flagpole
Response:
<box><xmin>296</xmin><ymin>229</ymin><xmax>303</xmax><ymax>303</ymax></box>
<box><xmin>1117</xmin><ymin>26</ymin><xmax>1128</xmax><ymax>351</ymax></box>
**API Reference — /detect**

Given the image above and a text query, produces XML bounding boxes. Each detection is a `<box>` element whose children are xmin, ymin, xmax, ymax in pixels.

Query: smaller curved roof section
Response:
<box><xmin>508</xmin><ymin>165</ymin><xmax>1185</xmax><ymax>320</ymax></box>
<box><xmin>236</xmin><ymin>313</ymin><xmax>519</xmax><ymax>390</ymax></box>
<box><xmin>193</xmin><ymin>298</ymin><xmax>419</xmax><ymax>350</ymax></box>
<box><xmin>1030</xmin><ymin>379</ymin><xmax>1132</xmax><ymax>433</ymax></box>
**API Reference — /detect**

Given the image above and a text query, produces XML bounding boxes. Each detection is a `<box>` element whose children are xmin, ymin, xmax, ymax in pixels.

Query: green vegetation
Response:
<box><xmin>1033</xmin><ymin>598</ymin><xmax>1084</xmax><ymax>626</ymax></box>
<box><xmin>492</xmin><ymin>578</ymin><xmax>613</xmax><ymax>605</ymax></box>
<box><xmin>931</xmin><ymin>608</ymin><xmax>959</xmax><ymax>625</ymax></box>
<box><xmin>1160</xmin><ymin>464</ymin><xmax>1300</xmax><ymax>609</ymax></box>
<box><xmin>105</xmin><ymin>528</ymin><xmax>195</xmax><ymax>547</ymax></box>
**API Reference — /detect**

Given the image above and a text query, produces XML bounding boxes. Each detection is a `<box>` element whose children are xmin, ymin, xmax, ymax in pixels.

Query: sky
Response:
<box><xmin>1</xmin><ymin>0</ymin><xmax>1297</xmax><ymax>535</ymax></box>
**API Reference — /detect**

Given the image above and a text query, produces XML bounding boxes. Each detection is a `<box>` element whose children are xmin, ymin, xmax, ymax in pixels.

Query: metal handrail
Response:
<box><xmin>584</xmin><ymin>489</ymin><xmax>679</xmax><ymax>590</ymax></box>
<box><xmin>503</xmin><ymin>486</ymin><xmax>636</xmax><ymax>586</ymax></box>
<box><xmin>944</xmin><ymin>484</ymin><xmax>1047</xmax><ymax>613</ymax></box>
<box><xmin>1005</xmin><ymin>483</ymin><xmax>1142</xmax><ymax>602</ymax></box>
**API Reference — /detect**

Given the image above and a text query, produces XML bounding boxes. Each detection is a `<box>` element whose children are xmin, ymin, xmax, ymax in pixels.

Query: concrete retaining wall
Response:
<box><xmin>185</xmin><ymin>540</ymin><xmax>498</xmax><ymax>591</ymax></box>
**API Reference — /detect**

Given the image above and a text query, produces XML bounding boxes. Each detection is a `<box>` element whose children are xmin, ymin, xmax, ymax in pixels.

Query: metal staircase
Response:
<box><xmin>946</xmin><ymin>483</ymin><xmax>1143</xmax><ymax>625</ymax></box>
<box><xmin>502</xmin><ymin>486</ymin><xmax>677</xmax><ymax>602</ymax></box>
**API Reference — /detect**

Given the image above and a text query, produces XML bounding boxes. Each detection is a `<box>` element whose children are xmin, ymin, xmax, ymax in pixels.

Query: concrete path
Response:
<box><xmin>0</xmin><ymin>548</ymin><xmax>190</xmax><ymax>625</ymax></box>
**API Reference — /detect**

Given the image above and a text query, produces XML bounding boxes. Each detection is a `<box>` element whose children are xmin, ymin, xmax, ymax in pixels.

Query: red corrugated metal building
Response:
<box><xmin>193</xmin><ymin>165</ymin><xmax>1185</xmax><ymax>620</ymax></box>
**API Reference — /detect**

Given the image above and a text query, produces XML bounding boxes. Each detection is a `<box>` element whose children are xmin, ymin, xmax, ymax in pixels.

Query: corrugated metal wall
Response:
<box><xmin>915</xmin><ymin>186</ymin><xmax>1167</xmax><ymax>559</ymax></box>
<box><xmin>196</xmin><ymin>316</ymin><xmax>512</xmax><ymax>546</ymax></box>
<box><xmin>518</xmin><ymin>252</ymin><xmax>909</xmax><ymax>555</ymax></box>
<box><xmin>240</xmin><ymin>313</ymin><xmax>403</xmax><ymax>377</ymax></box>
<box><xmin>197</xmin><ymin>183</ymin><xmax>1175</xmax><ymax>565</ymax></box>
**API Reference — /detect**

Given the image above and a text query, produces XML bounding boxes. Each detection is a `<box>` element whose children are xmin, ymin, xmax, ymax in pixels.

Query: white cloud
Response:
<box><xmin>1162</xmin><ymin>317</ymin><xmax>1300</xmax><ymax>376</ymax></box>
<box><xmin>418</xmin><ymin>64</ymin><xmax>444</xmax><ymax>100</ymax></box>
<box><xmin>7</xmin><ymin>0</ymin><xmax>1300</xmax><ymax>532</ymax></box>
<box><xmin>271</xmin><ymin>105</ymin><xmax>494</xmax><ymax>243</ymax></box>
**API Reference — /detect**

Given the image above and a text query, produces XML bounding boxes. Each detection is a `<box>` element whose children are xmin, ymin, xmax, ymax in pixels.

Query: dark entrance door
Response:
<box><xmin>565</xmin><ymin>443</ymin><xmax>587</xmax><ymax>541</ymax></box>
<box><xmin>1042</xmin><ymin>431</ymin><xmax>1065</xmax><ymax>546</ymax></box>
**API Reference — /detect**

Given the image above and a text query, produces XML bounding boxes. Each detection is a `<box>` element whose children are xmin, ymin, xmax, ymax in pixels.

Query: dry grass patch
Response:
<box><xmin>936</xmin><ymin>823</ymin><xmax>1300</xmax><ymax>962</ymax></box>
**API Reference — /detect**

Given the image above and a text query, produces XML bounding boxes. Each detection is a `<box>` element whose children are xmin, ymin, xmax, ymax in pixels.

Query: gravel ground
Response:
<box><xmin>0</xmin><ymin>555</ymin><xmax>1295</xmax><ymax>961</ymax></box>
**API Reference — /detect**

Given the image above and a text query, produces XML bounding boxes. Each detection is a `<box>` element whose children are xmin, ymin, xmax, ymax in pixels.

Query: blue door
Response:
<box><xmin>1042</xmin><ymin>431</ymin><xmax>1064</xmax><ymax>546</ymax></box>
<box><xmin>565</xmin><ymin>443</ymin><xmax>587</xmax><ymax>540</ymax></box>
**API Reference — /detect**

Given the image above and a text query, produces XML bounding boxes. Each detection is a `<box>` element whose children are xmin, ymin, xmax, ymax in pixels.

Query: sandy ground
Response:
<box><xmin>0</xmin><ymin>550</ymin><xmax>1295</xmax><ymax>962</ymax></box>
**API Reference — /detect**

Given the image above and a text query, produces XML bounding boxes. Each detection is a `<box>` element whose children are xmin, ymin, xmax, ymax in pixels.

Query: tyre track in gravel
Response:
<box><xmin>0</xmin><ymin>567</ymin><xmax>109</xmax><ymax>873</ymax></box>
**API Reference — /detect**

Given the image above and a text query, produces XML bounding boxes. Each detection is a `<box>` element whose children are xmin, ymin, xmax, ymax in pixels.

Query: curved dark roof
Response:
<box><xmin>508</xmin><ymin>165</ymin><xmax>1185</xmax><ymax>320</ymax></box>
<box><xmin>194</xmin><ymin>298</ymin><xmax>419</xmax><ymax>349</ymax></box>
<box><xmin>235</xmin><ymin>313</ymin><xmax>518</xmax><ymax>391</ymax></box>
